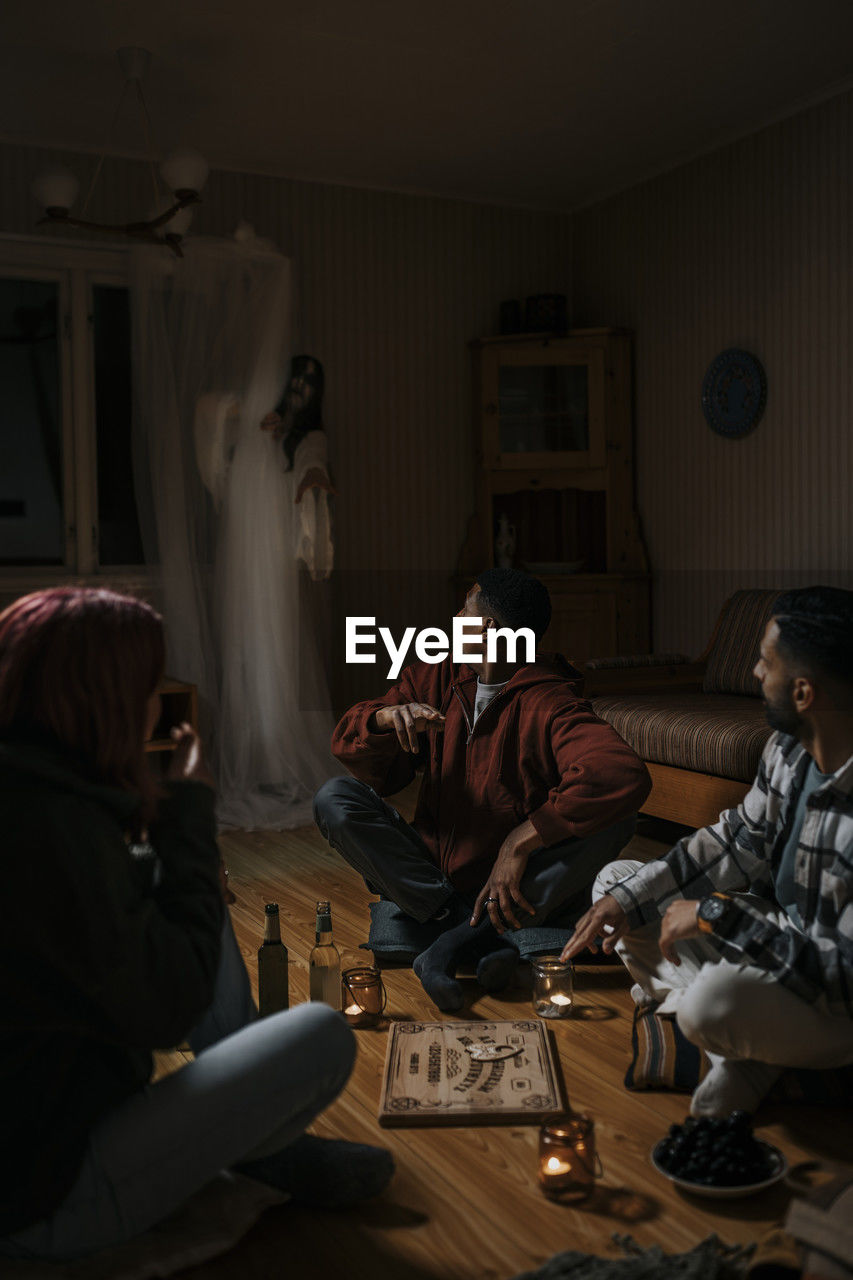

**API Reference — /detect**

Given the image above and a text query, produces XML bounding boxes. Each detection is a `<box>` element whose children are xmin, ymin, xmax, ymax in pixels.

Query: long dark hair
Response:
<box><xmin>279</xmin><ymin>353</ymin><xmax>325</xmax><ymax>471</ymax></box>
<box><xmin>0</xmin><ymin>588</ymin><xmax>165</xmax><ymax>820</ymax></box>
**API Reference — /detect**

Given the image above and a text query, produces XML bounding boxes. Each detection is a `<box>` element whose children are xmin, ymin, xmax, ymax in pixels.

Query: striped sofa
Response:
<box><xmin>584</xmin><ymin>590</ymin><xmax>780</xmax><ymax>829</ymax></box>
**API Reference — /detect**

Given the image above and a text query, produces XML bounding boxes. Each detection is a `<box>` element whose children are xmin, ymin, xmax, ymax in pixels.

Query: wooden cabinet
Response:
<box><xmin>458</xmin><ymin>329</ymin><xmax>650</xmax><ymax>665</ymax></box>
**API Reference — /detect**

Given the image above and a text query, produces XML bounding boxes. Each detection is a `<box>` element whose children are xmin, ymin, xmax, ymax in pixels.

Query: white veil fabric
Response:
<box><xmin>130</xmin><ymin>235</ymin><xmax>340</xmax><ymax>830</ymax></box>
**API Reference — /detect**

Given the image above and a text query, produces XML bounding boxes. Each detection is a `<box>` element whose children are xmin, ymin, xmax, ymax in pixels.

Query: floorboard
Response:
<box><xmin>157</xmin><ymin>791</ymin><xmax>848</xmax><ymax>1279</ymax></box>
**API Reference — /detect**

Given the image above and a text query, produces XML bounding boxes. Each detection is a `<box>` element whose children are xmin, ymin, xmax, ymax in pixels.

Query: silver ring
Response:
<box><xmin>485</xmin><ymin>897</ymin><xmax>500</xmax><ymax>904</ymax></box>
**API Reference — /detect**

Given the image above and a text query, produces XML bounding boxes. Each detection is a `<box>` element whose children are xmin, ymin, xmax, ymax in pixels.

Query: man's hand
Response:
<box><xmin>295</xmin><ymin>468</ymin><xmax>336</xmax><ymax>504</ymax></box>
<box><xmin>659</xmin><ymin>900</ymin><xmax>701</xmax><ymax>965</ymax></box>
<box><xmin>372</xmin><ymin>703</ymin><xmax>445</xmax><ymax>752</ymax></box>
<box><xmin>471</xmin><ymin>820</ymin><xmax>540</xmax><ymax>932</ymax></box>
<box><xmin>560</xmin><ymin>894</ymin><xmax>629</xmax><ymax>962</ymax></box>
<box><xmin>166</xmin><ymin>723</ymin><xmax>216</xmax><ymax>790</ymax></box>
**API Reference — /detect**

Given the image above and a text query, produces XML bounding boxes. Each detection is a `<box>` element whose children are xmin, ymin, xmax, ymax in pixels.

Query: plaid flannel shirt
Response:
<box><xmin>607</xmin><ymin>732</ymin><xmax>853</xmax><ymax>1019</ymax></box>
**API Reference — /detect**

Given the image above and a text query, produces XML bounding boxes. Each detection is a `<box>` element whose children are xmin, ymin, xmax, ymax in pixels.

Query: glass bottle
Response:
<box><xmin>258</xmin><ymin>902</ymin><xmax>289</xmax><ymax>1016</ymax></box>
<box><xmin>309</xmin><ymin>900</ymin><xmax>341</xmax><ymax>1009</ymax></box>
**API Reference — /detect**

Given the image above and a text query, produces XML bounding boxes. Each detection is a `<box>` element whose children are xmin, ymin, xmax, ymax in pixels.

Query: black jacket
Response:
<box><xmin>0</xmin><ymin>736</ymin><xmax>223</xmax><ymax>1236</ymax></box>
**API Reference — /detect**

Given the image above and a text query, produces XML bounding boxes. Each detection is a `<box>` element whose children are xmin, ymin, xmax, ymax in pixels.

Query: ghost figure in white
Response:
<box><xmin>194</xmin><ymin>354</ymin><xmax>334</xmax><ymax>581</ymax></box>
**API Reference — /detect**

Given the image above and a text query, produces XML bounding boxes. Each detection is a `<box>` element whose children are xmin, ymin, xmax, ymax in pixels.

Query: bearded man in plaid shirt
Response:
<box><xmin>563</xmin><ymin>586</ymin><xmax>853</xmax><ymax>1117</ymax></box>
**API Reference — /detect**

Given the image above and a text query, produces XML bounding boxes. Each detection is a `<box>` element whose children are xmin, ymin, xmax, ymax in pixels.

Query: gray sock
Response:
<box><xmin>476</xmin><ymin>946</ymin><xmax>518</xmax><ymax>993</ymax></box>
<box><xmin>413</xmin><ymin>916</ymin><xmax>498</xmax><ymax>1012</ymax></box>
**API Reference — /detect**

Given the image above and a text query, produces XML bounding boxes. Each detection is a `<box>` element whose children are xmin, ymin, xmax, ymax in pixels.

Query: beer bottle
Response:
<box><xmin>258</xmin><ymin>902</ymin><xmax>289</xmax><ymax>1016</ymax></box>
<box><xmin>309</xmin><ymin>900</ymin><xmax>341</xmax><ymax>1009</ymax></box>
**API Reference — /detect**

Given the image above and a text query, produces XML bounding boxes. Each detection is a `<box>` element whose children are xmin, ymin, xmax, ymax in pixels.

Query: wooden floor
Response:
<box><xmin>156</xmin><ymin>792</ymin><xmax>848</xmax><ymax>1280</ymax></box>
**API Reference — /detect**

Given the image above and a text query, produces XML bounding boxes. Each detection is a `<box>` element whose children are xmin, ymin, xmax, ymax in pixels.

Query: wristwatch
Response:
<box><xmin>697</xmin><ymin>892</ymin><xmax>732</xmax><ymax>934</ymax></box>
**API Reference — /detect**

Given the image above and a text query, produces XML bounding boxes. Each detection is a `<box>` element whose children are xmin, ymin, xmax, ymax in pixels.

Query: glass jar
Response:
<box><xmin>538</xmin><ymin>1111</ymin><xmax>601</xmax><ymax>1201</ymax></box>
<box><xmin>531</xmin><ymin>956</ymin><xmax>573</xmax><ymax>1018</ymax></box>
<box><xmin>341</xmin><ymin>966</ymin><xmax>387</xmax><ymax>1028</ymax></box>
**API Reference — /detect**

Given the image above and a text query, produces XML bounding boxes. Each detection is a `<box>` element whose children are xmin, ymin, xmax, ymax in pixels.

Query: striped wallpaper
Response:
<box><xmin>0</xmin><ymin>144</ymin><xmax>572</xmax><ymax>709</ymax></box>
<box><xmin>572</xmin><ymin>88</ymin><xmax>853</xmax><ymax>658</ymax></box>
<box><xmin>3</xmin><ymin>83</ymin><xmax>852</xmax><ymax>697</ymax></box>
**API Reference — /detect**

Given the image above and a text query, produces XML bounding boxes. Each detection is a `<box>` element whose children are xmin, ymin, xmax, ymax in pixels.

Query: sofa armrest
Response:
<box><xmin>583</xmin><ymin>656</ymin><xmax>705</xmax><ymax>697</ymax></box>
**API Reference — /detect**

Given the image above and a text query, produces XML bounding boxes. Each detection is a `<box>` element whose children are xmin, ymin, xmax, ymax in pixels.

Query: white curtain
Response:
<box><xmin>130</xmin><ymin>235</ymin><xmax>340</xmax><ymax>829</ymax></box>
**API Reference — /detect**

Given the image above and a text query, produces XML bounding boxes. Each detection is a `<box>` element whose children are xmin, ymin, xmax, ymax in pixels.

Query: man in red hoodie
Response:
<box><xmin>314</xmin><ymin>569</ymin><xmax>651</xmax><ymax>1011</ymax></box>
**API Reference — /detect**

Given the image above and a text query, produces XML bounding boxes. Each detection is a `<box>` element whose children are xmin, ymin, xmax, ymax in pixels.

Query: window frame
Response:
<box><xmin>0</xmin><ymin>233</ymin><xmax>150</xmax><ymax>590</ymax></box>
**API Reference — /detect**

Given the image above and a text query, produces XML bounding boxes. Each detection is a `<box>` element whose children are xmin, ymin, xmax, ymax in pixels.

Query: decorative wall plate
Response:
<box><xmin>701</xmin><ymin>348</ymin><xmax>767</xmax><ymax>438</ymax></box>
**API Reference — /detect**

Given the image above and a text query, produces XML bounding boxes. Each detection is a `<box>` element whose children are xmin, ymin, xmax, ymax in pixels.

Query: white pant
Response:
<box><xmin>595</xmin><ymin>861</ymin><xmax>853</xmax><ymax>1074</ymax></box>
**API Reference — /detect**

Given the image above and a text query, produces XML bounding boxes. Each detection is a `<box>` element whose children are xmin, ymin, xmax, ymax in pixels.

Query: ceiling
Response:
<box><xmin>2</xmin><ymin>0</ymin><xmax>853</xmax><ymax>211</ymax></box>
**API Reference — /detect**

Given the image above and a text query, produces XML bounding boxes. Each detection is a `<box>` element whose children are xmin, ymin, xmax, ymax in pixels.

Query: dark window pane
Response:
<box><xmin>93</xmin><ymin>285</ymin><xmax>144</xmax><ymax>564</ymax></box>
<box><xmin>0</xmin><ymin>278</ymin><xmax>63</xmax><ymax>564</ymax></box>
<box><xmin>498</xmin><ymin>364</ymin><xmax>589</xmax><ymax>454</ymax></box>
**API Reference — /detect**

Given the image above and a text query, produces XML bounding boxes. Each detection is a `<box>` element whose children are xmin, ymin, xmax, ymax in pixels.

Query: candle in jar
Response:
<box><xmin>550</xmin><ymin>993</ymin><xmax>572</xmax><ymax>1008</ymax></box>
<box><xmin>344</xmin><ymin>1003</ymin><xmax>362</xmax><ymax>1017</ymax></box>
<box><xmin>544</xmin><ymin>1156</ymin><xmax>571</xmax><ymax>1176</ymax></box>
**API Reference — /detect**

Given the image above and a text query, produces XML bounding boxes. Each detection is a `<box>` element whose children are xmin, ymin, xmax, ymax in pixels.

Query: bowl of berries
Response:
<box><xmin>651</xmin><ymin>1111</ymin><xmax>787</xmax><ymax>1198</ymax></box>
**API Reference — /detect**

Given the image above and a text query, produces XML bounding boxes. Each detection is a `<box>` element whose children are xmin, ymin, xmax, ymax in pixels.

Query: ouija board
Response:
<box><xmin>378</xmin><ymin>1020</ymin><xmax>564</xmax><ymax>1127</ymax></box>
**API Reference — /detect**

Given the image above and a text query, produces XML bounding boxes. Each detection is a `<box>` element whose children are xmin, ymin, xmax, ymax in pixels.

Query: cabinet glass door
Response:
<box><xmin>498</xmin><ymin>363</ymin><xmax>588</xmax><ymax>454</ymax></box>
<box><xmin>481</xmin><ymin>343</ymin><xmax>606</xmax><ymax>469</ymax></box>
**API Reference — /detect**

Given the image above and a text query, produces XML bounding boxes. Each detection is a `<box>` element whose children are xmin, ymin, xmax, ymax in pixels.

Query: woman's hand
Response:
<box><xmin>260</xmin><ymin>410</ymin><xmax>282</xmax><ymax>433</ymax></box>
<box><xmin>166</xmin><ymin>723</ymin><xmax>216</xmax><ymax>790</ymax></box>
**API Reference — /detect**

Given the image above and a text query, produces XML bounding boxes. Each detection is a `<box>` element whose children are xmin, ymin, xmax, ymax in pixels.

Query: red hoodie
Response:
<box><xmin>331</xmin><ymin>654</ymin><xmax>651</xmax><ymax>895</ymax></box>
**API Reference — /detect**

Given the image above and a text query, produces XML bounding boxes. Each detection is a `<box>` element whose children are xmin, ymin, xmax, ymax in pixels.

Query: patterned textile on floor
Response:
<box><xmin>625</xmin><ymin>1002</ymin><xmax>853</xmax><ymax>1103</ymax></box>
<box><xmin>0</xmin><ymin>1172</ymin><xmax>287</xmax><ymax>1280</ymax></box>
<box><xmin>702</xmin><ymin>590</ymin><xmax>781</xmax><ymax>696</ymax></box>
<box><xmin>591</xmin><ymin>692</ymin><xmax>772</xmax><ymax>782</ymax></box>
<box><xmin>511</xmin><ymin>1233</ymin><xmax>753</xmax><ymax>1280</ymax></box>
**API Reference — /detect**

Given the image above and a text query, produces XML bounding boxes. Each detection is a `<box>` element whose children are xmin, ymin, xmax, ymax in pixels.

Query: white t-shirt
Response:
<box><xmin>472</xmin><ymin>678</ymin><xmax>508</xmax><ymax>726</ymax></box>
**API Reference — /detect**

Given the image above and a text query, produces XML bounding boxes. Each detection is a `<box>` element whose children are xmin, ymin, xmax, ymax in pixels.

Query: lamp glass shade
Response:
<box><xmin>149</xmin><ymin>201</ymin><xmax>194</xmax><ymax>236</ymax></box>
<box><xmin>160</xmin><ymin>149</ymin><xmax>209</xmax><ymax>194</ymax></box>
<box><xmin>33</xmin><ymin>166</ymin><xmax>79</xmax><ymax>212</ymax></box>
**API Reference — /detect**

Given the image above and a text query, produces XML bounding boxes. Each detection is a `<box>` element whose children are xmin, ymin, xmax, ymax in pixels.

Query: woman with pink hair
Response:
<box><xmin>0</xmin><ymin>588</ymin><xmax>391</xmax><ymax>1262</ymax></box>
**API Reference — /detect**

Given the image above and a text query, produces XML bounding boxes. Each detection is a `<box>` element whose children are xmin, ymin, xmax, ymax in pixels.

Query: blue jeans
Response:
<box><xmin>1</xmin><ymin>917</ymin><xmax>355</xmax><ymax>1261</ymax></box>
<box><xmin>314</xmin><ymin>775</ymin><xmax>636</xmax><ymax>926</ymax></box>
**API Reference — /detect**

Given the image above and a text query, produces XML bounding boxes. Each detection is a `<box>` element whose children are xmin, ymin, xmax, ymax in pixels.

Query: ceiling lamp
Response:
<box><xmin>32</xmin><ymin>47</ymin><xmax>208</xmax><ymax>257</ymax></box>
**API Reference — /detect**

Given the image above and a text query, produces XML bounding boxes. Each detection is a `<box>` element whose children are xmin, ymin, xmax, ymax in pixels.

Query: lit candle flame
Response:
<box><xmin>550</xmin><ymin>993</ymin><xmax>572</xmax><ymax>1006</ymax></box>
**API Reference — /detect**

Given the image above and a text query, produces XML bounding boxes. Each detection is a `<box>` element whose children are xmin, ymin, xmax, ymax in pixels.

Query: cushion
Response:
<box><xmin>362</xmin><ymin>898</ymin><xmax>621</xmax><ymax>965</ymax></box>
<box><xmin>624</xmin><ymin>1001</ymin><xmax>711</xmax><ymax>1092</ymax></box>
<box><xmin>703</xmin><ymin>590</ymin><xmax>782</xmax><ymax>696</ymax></box>
<box><xmin>592</xmin><ymin>692</ymin><xmax>772</xmax><ymax>782</ymax></box>
<box><xmin>625</xmin><ymin>1003</ymin><xmax>853</xmax><ymax>1104</ymax></box>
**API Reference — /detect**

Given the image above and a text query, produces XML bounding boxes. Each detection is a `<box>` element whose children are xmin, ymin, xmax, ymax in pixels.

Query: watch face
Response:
<box><xmin>700</xmin><ymin>896</ymin><xmax>726</xmax><ymax>923</ymax></box>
